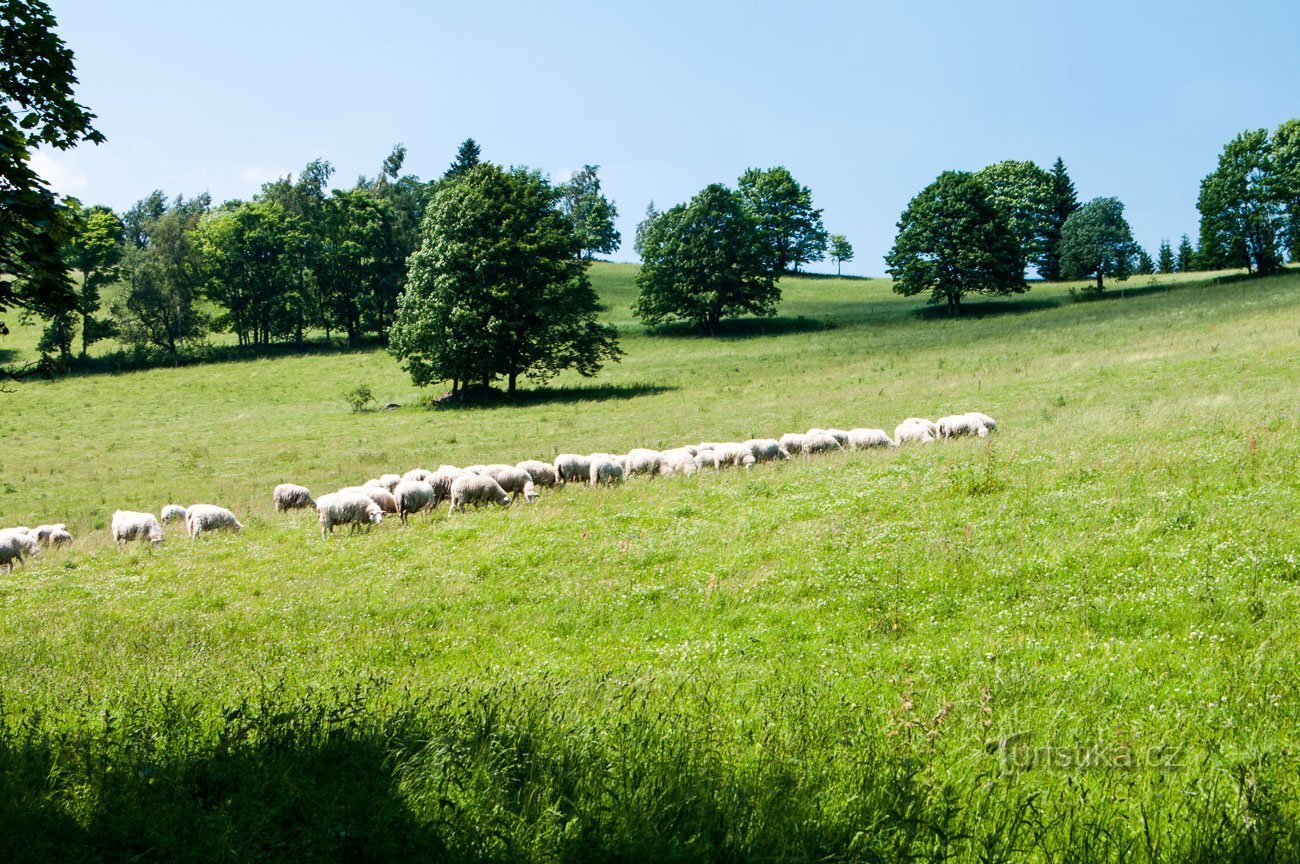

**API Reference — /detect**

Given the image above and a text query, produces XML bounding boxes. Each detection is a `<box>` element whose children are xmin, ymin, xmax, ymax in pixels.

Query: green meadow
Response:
<box><xmin>0</xmin><ymin>263</ymin><xmax>1298</xmax><ymax>862</ymax></box>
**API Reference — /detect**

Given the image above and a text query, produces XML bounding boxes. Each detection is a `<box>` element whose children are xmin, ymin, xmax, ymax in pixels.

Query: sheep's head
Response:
<box><xmin>523</xmin><ymin>482</ymin><xmax>538</xmax><ymax>504</ymax></box>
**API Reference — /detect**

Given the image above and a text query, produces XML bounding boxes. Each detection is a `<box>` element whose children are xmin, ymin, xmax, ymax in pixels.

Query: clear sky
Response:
<box><xmin>36</xmin><ymin>0</ymin><xmax>1300</xmax><ymax>275</ymax></box>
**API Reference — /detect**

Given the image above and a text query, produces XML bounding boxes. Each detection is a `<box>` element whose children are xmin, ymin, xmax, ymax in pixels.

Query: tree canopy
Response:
<box><xmin>828</xmin><ymin>234</ymin><xmax>854</xmax><ymax>276</ymax></box>
<box><xmin>884</xmin><ymin>171</ymin><xmax>1024</xmax><ymax>314</ymax></box>
<box><xmin>736</xmin><ymin>167</ymin><xmax>828</xmax><ymax>274</ymax></box>
<box><xmin>559</xmin><ymin>165</ymin><xmax>620</xmax><ymax>259</ymax></box>
<box><xmin>1196</xmin><ymin>128</ymin><xmax>1286</xmax><ymax>274</ymax></box>
<box><xmin>389</xmin><ymin>163</ymin><xmax>620</xmax><ymax>394</ymax></box>
<box><xmin>975</xmin><ymin>160</ymin><xmax>1054</xmax><ymax>276</ymax></box>
<box><xmin>444</xmin><ymin>138</ymin><xmax>482</xmax><ymax>181</ymax></box>
<box><xmin>1038</xmin><ymin>157</ymin><xmax>1080</xmax><ymax>280</ymax></box>
<box><xmin>1058</xmin><ymin>197</ymin><xmax>1136</xmax><ymax>292</ymax></box>
<box><xmin>633</xmin><ymin>183</ymin><xmax>779</xmax><ymax>334</ymax></box>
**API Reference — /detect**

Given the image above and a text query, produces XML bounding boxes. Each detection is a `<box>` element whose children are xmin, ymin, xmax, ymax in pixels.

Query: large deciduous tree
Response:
<box><xmin>1</xmin><ymin>0</ymin><xmax>104</xmax><ymax>344</ymax></box>
<box><xmin>1038</xmin><ymin>157</ymin><xmax>1080</xmax><ymax>280</ymax></box>
<box><xmin>1196</xmin><ymin>129</ymin><xmax>1285</xmax><ymax>275</ymax></box>
<box><xmin>389</xmin><ymin>164</ymin><xmax>620</xmax><ymax>394</ymax></box>
<box><xmin>1269</xmin><ymin>118</ymin><xmax>1300</xmax><ymax>262</ymax></box>
<box><xmin>65</xmin><ymin>203</ymin><xmax>123</xmax><ymax>355</ymax></box>
<box><xmin>736</xmin><ymin>167</ymin><xmax>828</xmax><ymax>274</ymax></box>
<box><xmin>1058</xmin><ymin>197</ymin><xmax>1137</xmax><ymax>292</ymax></box>
<box><xmin>633</xmin><ymin>183</ymin><xmax>780</xmax><ymax>334</ymax></box>
<box><xmin>884</xmin><ymin>171</ymin><xmax>1024</xmax><ymax>315</ymax></box>
<box><xmin>559</xmin><ymin>165</ymin><xmax>620</xmax><ymax>259</ymax></box>
<box><xmin>975</xmin><ymin>160</ymin><xmax>1054</xmax><ymax>276</ymax></box>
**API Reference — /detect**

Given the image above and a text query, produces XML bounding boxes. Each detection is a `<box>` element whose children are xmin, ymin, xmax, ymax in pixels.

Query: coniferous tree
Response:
<box><xmin>1176</xmin><ymin>234</ymin><xmax>1196</xmax><ymax>272</ymax></box>
<box><xmin>444</xmin><ymin>138</ymin><xmax>482</xmax><ymax>181</ymax></box>
<box><xmin>1136</xmin><ymin>247</ymin><xmax>1156</xmax><ymax>275</ymax></box>
<box><xmin>1039</xmin><ymin>157</ymin><xmax>1080</xmax><ymax>280</ymax></box>
<box><xmin>1157</xmin><ymin>239</ymin><xmax>1175</xmax><ymax>274</ymax></box>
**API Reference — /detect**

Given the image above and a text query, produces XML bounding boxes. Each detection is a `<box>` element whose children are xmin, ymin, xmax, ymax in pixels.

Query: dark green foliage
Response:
<box><xmin>1157</xmin><ymin>239</ymin><xmax>1175</xmax><ymax>274</ymax></box>
<box><xmin>444</xmin><ymin>137</ymin><xmax>482</xmax><ymax>180</ymax></box>
<box><xmin>975</xmin><ymin>160</ymin><xmax>1055</xmax><ymax>275</ymax></box>
<box><xmin>390</xmin><ymin>164</ymin><xmax>620</xmax><ymax>393</ymax></box>
<box><xmin>120</xmin><ymin>189</ymin><xmax>166</xmax><ymax>249</ymax></box>
<box><xmin>558</xmin><ymin>165</ymin><xmax>620</xmax><ymax>259</ymax></box>
<box><xmin>1038</xmin><ymin>156</ymin><xmax>1080</xmax><ymax>280</ymax></box>
<box><xmin>828</xmin><ymin>233</ymin><xmax>854</xmax><ymax>276</ymax></box>
<box><xmin>1196</xmin><ymin>128</ymin><xmax>1285</xmax><ymax>275</ymax></box>
<box><xmin>1136</xmin><ymin>246</ymin><xmax>1156</xmax><ymax>275</ymax></box>
<box><xmin>317</xmin><ymin>189</ymin><xmax>389</xmax><ymax>346</ymax></box>
<box><xmin>633</xmin><ymin>200</ymin><xmax>658</xmax><ymax>258</ymax></box>
<box><xmin>736</xmin><ymin>166</ymin><xmax>828</xmax><ymax>274</ymax></box>
<box><xmin>63</xmin><ymin>203</ymin><xmax>123</xmax><ymax>355</ymax></box>
<box><xmin>1059</xmin><ymin>197</ymin><xmax>1137</xmax><ymax>292</ymax></box>
<box><xmin>1270</xmin><ymin>118</ymin><xmax>1300</xmax><ymax>262</ymax></box>
<box><xmin>0</xmin><ymin>0</ymin><xmax>103</xmax><ymax>339</ymax></box>
<box><xmin>885</xmin><ymin>171</ymin><xmax>1025</xmax><ymax>314</ymax></box>
<box><xmin>633</xmin><ymin>183</ymin><xmax>780</xmax><ymax>333</ymax></box>
<box><xmin>1176</xmin><ymin>234</ymin><xmax>1196</xmax><ymax>272</ymax></box>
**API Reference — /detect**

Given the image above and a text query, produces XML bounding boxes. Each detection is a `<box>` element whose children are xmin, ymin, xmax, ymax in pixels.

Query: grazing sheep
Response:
<box><xmin>402</xmin><ymin>468</ymin><xmax>435</xmax><ymax>484</ymax></box>
<box><xmin>376</xmin><ymin>474</ymin><xmax>403</xmax><ymax>492</ymax></box>
<box><xmin>161</xmin><ymin>504</ymin><xmax>189</xmax><ymax>523</ymax></box>
<box><xmin>658</xmin><ymin>448</ymin><xmax>699</xmax><ymax>476</ymax></box>
<box><xmin>743</xmin><ymin>439</ymin><xmax>791</xmax><ymax>463</ymax></box>
<box><xmin>516</xmin><ymin>459</ymin><xmax>561</xmax><ymax>488</ymax></box>
<box><xmin>808</xmin><ymin>428</ymin><xmax>849</xmax><ymax>447</ymax></box>
<box><xmin>554</xmin><ymin>454</ymin><xmax>592</xmax><ymax>485</ymax></box>
<box><xmin>429</xmin><ymin>467</ymin><xmax>471</xmax><ymax>508</ymax></box>
<box><xmin>393</xmin><ymin>480</ymin><xmax>436</xmax><ymax>525</ymax></box>
<box><xmin>32</xmin><ymin>524</ymin><xmax>73</xmax><ymax>548</ymax></box>
<box><xmin>462</xmin><ymin>465</ymin><xmax>487</xmax><ymax>475</ymax></box>
<box><xmin>779</xmin><ymin>432</ymin><xmax>807</xmax><ymax>456</ymax></box>
<box><xmin>966</xmin><ymin>411</ymin><xmax>997</xmax><ymax>431</ymax></box>
<box><xmin>707</xmin><ymin>442</ymin><xmax>757</xmax><ymax>469</ymax></box>
<box><xmin>481</xmin><ymin>465</ymin><xmax>538</xmax><ymax>503</ymax></box>
<box><xmin>358</xmin><ymin>487</ymin><xmax>399</xmax><ymax>513</ymax></box>
<box><xmin>589</xmin><ymin>456</ymin><xmax>624</xmax><ymax>486</ymax></box>
<box><xmin>316</xmin><ymin>492</ymin><xmax>383</xmax><ymax>538</ymax></box>
<box><xmin>894</xmin><ymin>418</ymin><xmax>939</xmax><ymax>445</ymax></box>
<box><xmin>185</xmin><ymin>504</ymin><xmax>243</xmax><ymax>539</ymax></box>
<box><xmin>846</xmin><ymin>428</ymin><xmax>894</xmax><ymax>449</ymax></box>
<box><xmin>272</xmin><ymin>484</ymin><xmax>315</xmax><ymax>512</ymax></box>
<box><xmin>693</xmin><ymin>450</ymin><xmax>720</xmax><ymax>471</ymax></box>
<box><xmin>449</xmin><ymin>474</ymin><xmax>511</xmax><ymax>512</ymax></box>
<box><xmin>802</xmin><ymin>432</ymin><xmax>844</xmax><ymax>455</ymax></box>
<box><xmin>936</xmin><ymin>414</ymin><xmax>987</xmax><ymax>439</ymax></box>
<box><xmin>0</xmin><ymin>529</ymin><xmax>40</xmax><ymax>574</ymax></box>
<box><xmin>111</xmin><ymin>510</ymin><xmax>164</xmax><ymax>546</ymax></box>
<box><xmin>624</xmin><ymin>448</ymin><xmax>664</xmax><ymax>478</ymax></box>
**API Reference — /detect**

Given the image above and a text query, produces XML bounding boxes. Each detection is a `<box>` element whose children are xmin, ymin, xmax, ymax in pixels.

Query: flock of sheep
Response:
<box><xmin>0</xmin><ymin>411</ymin><xmax>996</xmax><ymax>569</ymax></box>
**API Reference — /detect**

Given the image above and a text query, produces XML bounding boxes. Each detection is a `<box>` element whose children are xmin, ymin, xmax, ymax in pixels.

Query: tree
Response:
<box><xmin>390</xmin><ymin>164</ymin><xmax>620</xmax><ymax>394</ymax></box>
<box><xmin>121</xmin><ymin>190</ymin><xmax>167</xmax><ymax>249</ymax></box>
<box><xmin>110</xmin><ymin>197</ymin><xmax>209</xmax><ymax>354</ymax></box>
<box><xmin>736</xmin><ymin>167</ymin><xmax>828</xmax><ymax>274</ymax></box>
<box><xmin>1271</xmin><ymin>118</ymin><xmax>1300</xmax><ymax>262</ymax></box>
<box><xmin>1136</xmin><ymin>246</ymin><xmax>1155</xmax><ymax>276</ymax></box>
<box><xmin>1157</xmin><ymin>239</ymin><xmax>1175</xmax><ymax>275</ymax></box>
<box><xmin>1038</xmin><ymin>157</ymin><xmax>1080</xmax><ymax>280</ymax></box>
<box><xmin>1196</xmin><ymin>129</ymin><xmax>1285</xmax><ymax>275</ymax></box>
<box><xmin>1</xmin><ymin>0</ymin><xmax>104</xmax><ymax>342</ymax></box>
<box><xmin>65</xmin><ymin>204</ymin><xmax>123</xmax><ymax>355</ymax></box>
<box><xmin>258</xmin><ymin>159</ymin><xmax>333</xmax><ymax>343</ymax></box>
<box><xmin>1058</xmin><ymin>197</ymin><xmax>1136</xmax><ymax>292</ymax></box>
<box><xmin>828</xmin><ymin>234</ymin><xmax>854</xmax><ymax>276</ymax></box>
<box><xmin>1176</xmin><ymin>234</ymin><xmax>1196</xmax><ymax>272</ymax></box>
<box><xmin>443</xmin><ymin>138</ymin><xmax>481</xmax><ymax>181</ymax></box>
<box><xmin>633</xmin><ymin>201</ymin><xmax>658</xmax><ymax>258</ymax></box>
<box><xmin>316</xmin><ymin>188</ymin><xmax>387</xmax><ymax>346</ymax></box>
<box><xmin>360</xmin><ymin>144</ymin><xmax>429</xmax><ymax>337</ymax></box>
<box><xmin>558</xmin><ymin>165</ymin><xmax>620</xmax><ymax>259</ymax></box>
<box><xmin>884</xmin><ymin>171</ymin><xmax>1025</xmax><ymax>315</ymax></box>
<box><xmin>633</xmin><ymin>183</ymin><xmax>780</xmax><ymax>333</ymax></box>
<box><xmin>975</xmin><ymin>160</ymin><xmax>1054</xmax><ymax>276</ymax></box>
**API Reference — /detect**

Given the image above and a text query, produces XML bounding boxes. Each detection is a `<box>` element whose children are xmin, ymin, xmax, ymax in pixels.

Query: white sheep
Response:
<box><xmin>316</xmin><ymin>492</ymin><xmax>383</xmax><ymax>538</ymax></box>
<box><xmin>554</xmin><ymin>454</ymin><xmax>592</xmax><ymax>485</ymax></box>
<box><xmin>589</xmin><ymin>456</ymin><xmax>624</xmax><ymax>486</ymax></box>
<box><xmin>743</xmin><ymin>439</ymin><xmax>791</xmax><ymax>463</ymax></box>
<box><xmin>160</xmin><ymin>504</ymin><xmax>189</xmax><ymax>523</ymax></box>
<box><xmin>693</xmin><ymin>450</ymin><xmax>720</xmax><ymax>471</ymax></box>
<box><xmin>846</xmin><ymin>428</ymin><xmax>893</xmax><ymax>449</ymax></box>
<box><xmin>802</xmin><ymin>432</ymin><xmax>844</xmax><ymax>455</ymax></box>
<box><xmin>449</xmin><ymin>474</ymin><xmax>511</xmax><ymax>512</ymax></box>
<box><xmin>338</xmin><ymin>486</ymin><xmax>400</xmax><ymax>514</ymax></box>
<box><xmin>481</xmin><ymin>465</ymin><xmax>538</xmax><ymax>503</ymax></box>
<box><xmin>808</xmin><ymin>428</ymin><xmax>849</xmax><ymax>447</ymax></box>
<box><xmin>376</xmin><ymin>474</ymin><xmax>403</xmax><ymax>492</ymax></box>
<box><xmin>402</xmin><ymin>468</ymin><xmax>435</xmax><ymax>484</ymax></box>
<box><xmin>111</xmin><ymin>510</ymin><xmax>164</xmax><ymax>546</ymax></box>
<box><xmin>779</xmin><ymin>433</ymin><xmax>807</xmax><ymax>456</ymax></box>
<box><xmin>185</xmin><ymin>504</ymin><xmax>243</xmax><ymax>539</ymax></box>
<box><xmin>32</xmin><ymin>523</ymin><xmax>73</xmax><ymax>548</ymax></box>
<box><xmin>0</xmin><ymin>529</ymin><xmax>40</xmax><ymax>574</ymax></box>
<box><xmin>658</xmin><ymin>448</ymin><xmax>699</xmax><ymax>476</ymax></box>
<box><xmin>516</xmin><ymin>459</ymin><xmax>561</xmax><ymax>488</ymax></box>
<box><xmin>623</xmin><ymin>448</ymin><xmax>664</xmax><ymax>478</ymax></box>
<box><xmin>393</xmin><ymin>480</ymin><xmax>436</xmax><ymax>525</ymax></box>
<box><xmin>936</xmin><ymin>414</ymin><xmax>987</xmax><ymax>439</ymax></box>
<box><xmin>894</xmin><ymin>418</ymin><xmax>939</xmax><ymax>445</ymax></box>
<box><xmin>966</xmin><ymin>411</ymin><xmax>997</xmax><ymax>431</ymax></box>
<box><xmin>272</xmin><ymin>484</ymin><xmax>315</xmax><ymax>512</ymax></box>
<box><xmin>429</xmin><ymin>467</ymin><xmax>471</xmax><ymax>509</ymax></box>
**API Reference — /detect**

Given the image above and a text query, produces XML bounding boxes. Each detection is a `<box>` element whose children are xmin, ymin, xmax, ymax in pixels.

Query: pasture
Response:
<box><xmin>1</xmin><ymin>264</ymin><xmax>1298</xmax><ymax>862</ymax></box>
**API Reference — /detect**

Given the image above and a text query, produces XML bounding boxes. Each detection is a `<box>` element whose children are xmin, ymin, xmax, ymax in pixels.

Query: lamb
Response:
<box><xmin>316</xmin><ymin>492</ymin><xmax>383</xmax><ymax>538</ymax></box>
<box><xmin>0</xmin><ymin>529</ymin><xmax>40</xmax><ymax>574</ymax></box>
<box><xmin>846</xmin><ymin>428</ymin><xmax>894</xmax><ymax>449</ymax></box>
<box><xmin>779</xmin><ymin>432</ymin><xmax>807</xmax><ymax>456</ymax></box>
<box><xmin>402</xmin><ymin>468</ymin><xmax>435</xmax><ymax>484</ymax></box>
<box><xmin>32</xmin><ymin>524</ymin><xmax>73</xmax><ymax>548</ymax></box>
<box><xmin>624</xmin><ymin>448</ymin><xmax>664</xmax><ymax>478</ymax></box>
<box><xmin>894</xmin><ymin>418</ymin><xmax>939</xmax><ymax>445</ymax></box>
<box><xmin>589</xmin><ymin>456</ymin><xmax>624</xmax><ymax>486</ymax></box>
<box><xmin>272</xmin><ymin>483</ymin><xmax>315</xmax><ymax>512</ymax></box>
<box><xmin>936</xmin><ymin>414</ymin><xmax>988</xmax><ymax>439</ymax></box>
<box><xmin>160</xmin><ymin>504</ymin><xmax>189</xmax><ymax>523</ymax></box>
<box><xmin>185</xmin><ymin>504</ymin><xmax>243</xmax><ymax>539</ymax></box>
<box><xmin>111</xmin><ymin>510</ymin><xmax>164</xmax><ymax>546</ymax></box>
<box><xmin>516</xmin><ymin>459</ymin><xmax>561</xmax><ymax>488</ymax></box>
<box><xmin>449</xmin><ymin>474</ymin><xmax>511</xmax><ymax>512</ymax></box>
<box><xmin>802</xmin><ymin>432</ymin><xmax>845</xmax><ymax>455</ymax></box>
<box><xmin>481</xmin><ymin>465</ymin><xmax>538</xmax><ymax>503</ymax></box>
<box><xmin>393</xmin><ymin>480</ymin><xmax>436</xmax><ymax>525</ymax></box>
<box><xmin>743</xmin><ymin>439</ymin><xmax>791</xmax><ymax>463</ymax></box>
<box><xmin>554</xmin><ymin>454</ymin><xmax>592</xmax><ymax>485</ymax></box>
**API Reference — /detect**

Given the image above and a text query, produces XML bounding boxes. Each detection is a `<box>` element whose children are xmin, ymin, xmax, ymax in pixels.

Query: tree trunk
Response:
<box><xmin>1097</xmin><ymin>270</ymin><xmax>1104</xmax><ymax>291</ymax></box>
<box><xmin>508</xmin><ymin>370</ymin><xmax>518</xmax><ymax>393</ymax></box>
<box><xmin>837</xmin><ymin>260</ymin><xmax>842</xmax><ymax>277</ymax></box>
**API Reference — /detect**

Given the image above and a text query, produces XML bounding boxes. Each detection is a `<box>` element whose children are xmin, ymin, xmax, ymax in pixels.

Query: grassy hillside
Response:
<box><xmin>0</xmin><ymin>264</ymin><xmax>1298</xmax><ymax>862</ymax></box>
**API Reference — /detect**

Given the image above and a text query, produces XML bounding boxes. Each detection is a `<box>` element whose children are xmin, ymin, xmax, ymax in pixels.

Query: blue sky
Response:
<box><xmin>37</xmin><ymin>0</ymin><xmax>1300</xmax><ymax>275</ymax></box>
